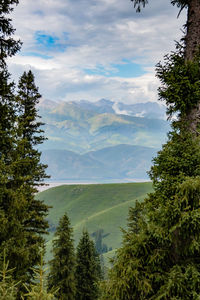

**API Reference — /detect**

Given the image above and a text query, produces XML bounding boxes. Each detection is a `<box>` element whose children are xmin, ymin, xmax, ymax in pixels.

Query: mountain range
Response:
<box><xmin>41</xmin><ymin>144</ymin><xmax>158</xmax><ymax>181</ymax></box>
<box><xmin>38</xmin><ymin>99</ymin><xmax>170</xmax><ymax>181</ymax></box>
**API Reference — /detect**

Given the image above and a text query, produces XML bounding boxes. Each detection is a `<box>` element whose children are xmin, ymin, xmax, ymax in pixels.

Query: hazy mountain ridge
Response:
<box><xmin>41</xmin><ymin>144</ymin><xmax>158</xmax><ymax>181</ymax></box>
<box><xmin>38</xmin><ymin>99</ymin><xmax>169</xmax><ymax>181</ymax></box>
<box><xmin>39</xmin><ymin>98</ymin><xmax>166</xmax><ymax>120</ymax></box>
<box><xmin>38</xmin><ymin>99</ymin><xmax>169</xmax><ymax>153</ymax></box>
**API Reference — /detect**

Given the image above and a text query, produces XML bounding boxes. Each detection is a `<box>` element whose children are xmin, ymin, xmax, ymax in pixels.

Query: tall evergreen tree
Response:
<box><xmin>0</xmin><ymin>0</ymin><xmax>21</xmax><ymax>156</ymax></box>
<box><xmin>0</xmin><ymin>2</ymin><xmax>49</xmax><ymax>294</ymax></box>
<box><xmin>75</xmin><ymin>230</ymin><xmax>101</xmax><ymax>300</ymax></box>
<box><xmin>15</xmin><ymin>70</ymin><xmax>49</xmax><ymax>189</ymax></box>
<box><xmin>48</xmin><ymin>213</ymin><xmax>76</xmax><ymax>300</ymax></box>
<box><xmin>0</xmin><ymin>0</ymin><xmax>24</xmax><ymax>293</ymax></box>
<box><xmin>102</xmin><ymin>53</ymin><xmax>200</xmax><ymax>300</ymax></box>
<box><xmin>131</xmin><ymin>0</ymin><xmax>200</xmax><ymax>133</ymax></box>
<box><xmin>101</xmin><ymin>2</ymin><xmax>200</xmax><ymax>299</ymax></box>
<box><xmin>0</xmin><ymin>0</ymin><xmax>20</xmax><ymax>187</ymax></box>
<box><xmin>5</xmin><ymin>70</ymin><xmax>49</xmax><ymax>287</ymax></box>
<box><xmin>15</xmin><ymin>70</ymin><xmax>49</xmax><ymax>231</ymax></box>
<box><xmin>0</xmin><ymin>70</ymin><xmax>49</xmax><ymax>296</ymax></box>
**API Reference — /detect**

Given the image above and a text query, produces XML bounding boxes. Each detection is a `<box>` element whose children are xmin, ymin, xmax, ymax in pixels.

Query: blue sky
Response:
<box><xmin>9</xmin><ymin>0</ymin><xmax>186</xmax><ymax>104</ymax></box>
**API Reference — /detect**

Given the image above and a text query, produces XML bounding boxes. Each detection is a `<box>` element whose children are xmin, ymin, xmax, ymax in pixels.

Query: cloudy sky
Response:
<box><xmin>8</xmin><ymin>0</ymin><xmax>186</xmax><ymax>104</ymax></box>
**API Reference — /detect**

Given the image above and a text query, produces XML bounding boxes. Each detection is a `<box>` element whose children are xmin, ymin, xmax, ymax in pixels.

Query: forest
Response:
<box><xmin>1</xmin><ymin>0</ymin><xmax>200</xmax><ymax>299</ymax></box>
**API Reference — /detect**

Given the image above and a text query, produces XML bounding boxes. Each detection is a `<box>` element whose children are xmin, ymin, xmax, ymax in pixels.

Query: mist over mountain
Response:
<box><xmin>38</xmin><ymin>99</ymin><xmax>170</xmax><ymax>181</ymax></box>
<box><xmin>41</xmin><ymin>145</ymin><xmax>158</xmax><ymax>181</ymax></box>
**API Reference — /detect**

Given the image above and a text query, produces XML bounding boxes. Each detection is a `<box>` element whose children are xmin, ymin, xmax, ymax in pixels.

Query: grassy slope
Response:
<box><xmin>36</xmin><ymin>182</ymin><xmax>153</xmax><ymax>259</ymax></box>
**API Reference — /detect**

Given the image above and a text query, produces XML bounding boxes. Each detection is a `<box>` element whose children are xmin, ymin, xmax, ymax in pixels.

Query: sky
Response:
<box><xmin>8</xmin><ymin>0</ymin><xmax>187</xmax><ymax>104</ymax></box>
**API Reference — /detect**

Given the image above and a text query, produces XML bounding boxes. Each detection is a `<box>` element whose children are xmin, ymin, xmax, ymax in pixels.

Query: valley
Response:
<box><xmin>36</xmin><ymin>182</ymin><xmax>153</xmax><ymax>261</ymax></box>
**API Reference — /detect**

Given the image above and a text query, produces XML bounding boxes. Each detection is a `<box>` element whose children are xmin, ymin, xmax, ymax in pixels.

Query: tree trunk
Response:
<box><xmin>185</xmin><ymin>0</ymin><xmax>200</xmax><ymax>61</ymax></box>
<box><xmin>184</xmin><ymin>0</ymin><xmax>200</xmax><ymax>133</ymax></box>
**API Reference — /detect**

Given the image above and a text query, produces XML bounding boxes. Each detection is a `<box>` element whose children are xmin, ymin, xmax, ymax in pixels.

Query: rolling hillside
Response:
<box><xmin>36</xmin><ymin>182</ymin><xmax>153</xmax><ymax>260</ymax></box>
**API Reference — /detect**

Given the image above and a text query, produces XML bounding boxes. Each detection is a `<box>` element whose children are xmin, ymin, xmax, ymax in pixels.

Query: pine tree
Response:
<box><xmin>100</xmin><ymin>2</ymin><xmax>200</xmax><ymax>299</ymax></box>
<box><xmin>0</xmin><ymin>0</ymin><xmax>21</xmax><ymax>156</ymax></box>
<box><xmin>0</xmin><ymin>0</ymin><xmax>25</xmax><ymax>294</ymax></box>
<box><xmin>0</xmin><ymin>0</ymin><xmax>21</xmax><ymax>64</ymax></box>
<box><xmin>0</xmin><ymin>250</ymin><xmax>19</xmax><ymax>300</ymax></box>
<box><xmin>0</xmin><ymin>2</ymin><xmax>49</xmax><ymax>294</ymax></box>
<box><xmin>24</xmin><ymin>251</ymin><xmax>57</xmax><ymax>300</ymax></box>
<box><xmin>2</xmin><ymin>70</ymin><xmax>50</xmax><ymax>289</ymax></box>
<box><xmin>15</xmin><ymin>70</ymin><xmax>49</xmax><ymax>237</ymax></box>
<box><xmin>15</xmin><ymin>70</ymin><xmax>49</xmax><ymax>189</ymax></box>
<box><xmin>0</xmin><ymin>0</ymin><xmax>21</xmax><ymax>189</ymax></box>
<box><xmin>48</xmin><ymin>213</ymin><xmax>76</xmax><ymax>300</ymax></box>
<box><xmin>0</xmin><ymin>70</ymin><xmax>49</xmax><ymax>295</ymax></box>
<box><xmin>75</xmin><ymin>230</ymin><xmax>102</xmax><ymax>300</ymax></box>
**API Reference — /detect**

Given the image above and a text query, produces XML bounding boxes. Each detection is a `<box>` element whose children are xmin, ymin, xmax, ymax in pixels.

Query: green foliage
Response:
<box><xmin>48</xmin><ymin>214</ymin><xmax>76</xmax><ymax>300</ymax></box>
<box><xmin>0</xmin><ymin>0</ymin><xmax>20</xmax><ymax>206</ymax></box>
<box><xmin>0</xmin><ymin>71</ymin><xmax>49</xmax><ymax>294</ymax></box>
<box><xmin>23</xmin><ymin>252</ymin><xmax>57</xmax><ymax>300</ymax></box>
<box><xmin>0</xmin><ymin>0</ymin><xmax>21</xmax><ymax>66</ymax></box>
<box><xmin>75</xmin><ymin>230</ymin><xmax>102</xmax><ymax>300</ymax></box>
<box><xmin>0</xmin><ymin>2</ymin><xmax>49</xmax><ymax>293</ymax></box>
<box><xmin>16</xmin><ymin>70</ymin><xmax>49</xmax><ymax>188</ymax></box>
<box><xmin>0</xmin><ymin>251</ymin><xmax>19</xmax><ymax>300</ymax></box>
<box><xmin>101</xmin><ymin>36</ymin><xmax>200</xmax><ymax>300</ymax></box>
<box><xmin>156</xmin><ymin>47</ymin><xmax>200</xmax><ymax>117</ymax></box>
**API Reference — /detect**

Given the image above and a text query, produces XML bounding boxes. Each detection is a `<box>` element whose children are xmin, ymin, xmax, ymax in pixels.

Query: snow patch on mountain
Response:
<box><xmin>112</xmin><ymin>102</ymin><xmax>130</xmax><ymax>116</ymax></box>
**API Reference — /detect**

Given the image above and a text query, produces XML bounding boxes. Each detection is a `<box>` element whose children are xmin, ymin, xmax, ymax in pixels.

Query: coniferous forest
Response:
<box><xmin>1</xmin><ymin>0</ymin><xmax>200</xmax><ymax>299</ymax></box>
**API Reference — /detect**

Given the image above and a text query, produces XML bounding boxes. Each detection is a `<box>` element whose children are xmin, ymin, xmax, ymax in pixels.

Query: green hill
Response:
<box><xmin>36</xmin><ymin>182</ymin><xmax>153</xmax><ymax>260</ymax></box>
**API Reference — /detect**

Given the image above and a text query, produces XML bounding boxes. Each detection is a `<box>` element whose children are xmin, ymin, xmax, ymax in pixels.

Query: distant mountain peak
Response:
<box><xmin>38</xmin><ymin>98</ymin><xmax>166</xmax><ymax>120</ymax></box>
<box><xmin>96</xmin><ymin>98</ymin><xmax>114</xmax><ymax>106</ymax></box>
<box><xmin>37</xmin><ymin>98</ymin><xmax>58</xmax><ymax>110</ymax></box>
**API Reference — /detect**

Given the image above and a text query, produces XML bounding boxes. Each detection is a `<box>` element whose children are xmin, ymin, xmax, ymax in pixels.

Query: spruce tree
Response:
<box><xmin>0</xmin><ymin>0</ymin><xmax>25</xmax><ymax>293</ymax></box>
<box><xmin>48</xmin><ymin>213</ymin><xmax>76</xmax><ymax>300</ymax></box>
<box><xmin>0</xmin><ymin>0</ymin><xmax>21</xmax><ymax>195</ymax></box>
<box><xmin>0</xmin><ymin>2</ymin><xmax>49</xmax><ymax>294</ymax></box>
<box><xmin>15</xmin><ymin>70</ymin><xmax>49</xmax><ymax>189</ymax></box>
<box><xmin>0</xmin><ymin>251</ymin><xmax>19</xmax><ymax>300</ymax></box>
<box><xmin>0</xmin><ymin>0</ymin><xmax>21</xmax><ymax>156</ymax></box>
<box><xmin>24</xmin><ymin>251</ymin><xmax>57</xmax><ymax>300</ymax></box>
<box><xmin>75</xmin><ymin>230</ymin><xmax>101</xmax><ymax>300</ymax></box>
<box><xmin>101</xmin><ymin>2</ymin><xmax>200</xmax><ymax>299</ymax></box>
<box><xmin>15</xmin><ymin>70</ymin><xmax>49</xmax><ymax>237</ymax></box>
<box><xmin>3</xmin><ymin>70</ymin><xmax>50</xmax><ymax>289</ymax></box>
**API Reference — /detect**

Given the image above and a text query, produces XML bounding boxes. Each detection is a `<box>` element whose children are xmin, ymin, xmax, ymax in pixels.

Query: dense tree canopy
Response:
<box><xmin>75</xmin><ymin>230</ymin><xmax>102</xmax><ymax>300</ymax></box>
<box><xmin>0</xmin><ymin>1</ymin><xmax>49</xmax><ymax>297</ymax></box>
<box><xmin>48</xmin><ymin>214</ymin><xmax>76</xmax><ymax>300</ymax></box>
<box><xmin>101</xmin><ymin>1</ymin><xmax>200</xmax><ymax>299</ymax></box>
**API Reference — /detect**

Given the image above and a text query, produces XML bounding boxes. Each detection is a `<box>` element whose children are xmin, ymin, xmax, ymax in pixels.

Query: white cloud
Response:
<box><xmin>8</xmin><ymin>0</ymin><xmax>186</xmax><ymax>103</ymax></box>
